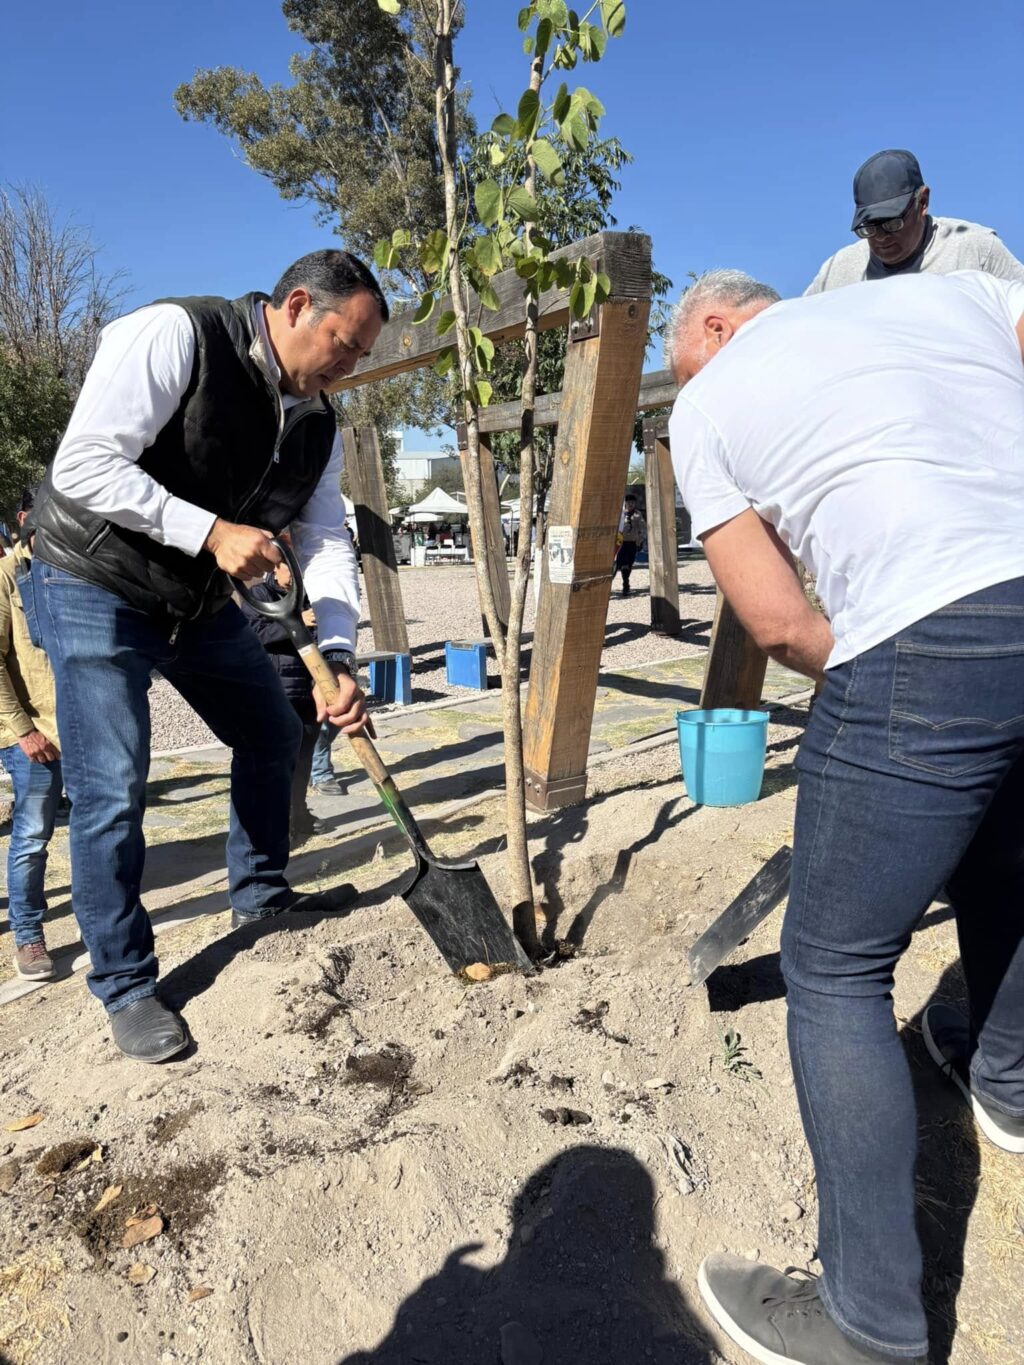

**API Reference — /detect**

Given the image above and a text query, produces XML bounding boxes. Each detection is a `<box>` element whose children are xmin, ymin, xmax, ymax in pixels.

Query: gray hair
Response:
<box><xmin>664</xmin><ymin>269</ymin><xmax>780</xmax><ymax>368</ymax></box>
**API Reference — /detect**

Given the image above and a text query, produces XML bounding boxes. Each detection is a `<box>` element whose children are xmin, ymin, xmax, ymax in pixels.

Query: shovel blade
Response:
<box><xmin>688</xmin><ymin>845</ymin><xmax>792</xmax><ymax>988</ymax></box>
<box><xmin>402</xmin><ymin>853</ymin><xmax>533</xmax><ymax>975</ymax></box>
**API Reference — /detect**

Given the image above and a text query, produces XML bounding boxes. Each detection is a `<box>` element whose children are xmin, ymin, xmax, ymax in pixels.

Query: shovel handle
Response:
<box><xmin>235</xmin><ymin>538</ymin><xmax>429</xmax><ymax>860</ymax></box>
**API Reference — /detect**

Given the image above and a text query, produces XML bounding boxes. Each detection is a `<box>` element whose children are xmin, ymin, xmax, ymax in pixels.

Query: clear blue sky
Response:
<box><xmin>3</xmin><ymin>0</ymin><xmax>1022</xmax><ymax>449</ymax></box>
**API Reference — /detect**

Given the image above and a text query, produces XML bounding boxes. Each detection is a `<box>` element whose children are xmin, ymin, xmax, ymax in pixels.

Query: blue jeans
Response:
<box><xmin>310</xmin><ymin>721</ymin><xmax>340</xmax><ymax>785</ymax></box>
<box><xmin>1</xmin><ymin>743</ymin><xmax>62</xmax><ymax>946</ymax></box>
<box><xmin>782</xmin><ymin>577</ymin><xmax>1024</xmax><ymax>1359</ymax></box>
<box><xmin>32</xmin><ymin>560</ymin><xmax>302</xmax><ymax>1012</ymax></box>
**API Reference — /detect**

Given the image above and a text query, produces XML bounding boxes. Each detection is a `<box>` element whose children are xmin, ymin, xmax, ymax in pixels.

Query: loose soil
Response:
<box><xmin>1</xmin><ymin>706</ymin><xmax>1021</xmax><ymax>1363</ymax></box>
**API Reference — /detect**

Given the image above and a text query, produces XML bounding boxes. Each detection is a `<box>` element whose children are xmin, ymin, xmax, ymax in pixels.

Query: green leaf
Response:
<box><xmin>552</xmin><ymin>82</ymin><xmax>570</xmax><ymax>124</ymax></box>
<box><xmin>420</xmin><ymin>229</ymin><xmax>448</xmax><ymax>275</ymax></box>
<box><xmin>413</xmin><ymin>292</ymin><xmax>435</xmax><ymax>324</ymax></box>
<box><xmin>534</xmin><ymin>17</ymin><xmax>553</xmax><ymax>56</ymax></box>
<box><xmin>538</xmin><ymin>0</ymin><xmax>568</xmax><ymax>22</ymax></box>
<box><xmin>377</xmin><ymin>0</ymin><xmax>401</xmax><ymax>12</ymax></box>
<box><xmin>436</xmin><ymin>310</ymin><xmax>457</xmax><ymax>336</ymax></box>
<box><xmin>531</xmin><ymin>138</ymin><xmax>562</xmax><ymax>182</ymax></box>
<box><xmin>553</xmin><ymin>44</ymin><xmax>577</xmax><ymax>69</ymax></box>
<box><xmin>468</xmin><ymin>326</ymin><xmax>484</xmax><ymax>350</ymax></box>
<box><xmin>491</xmin><ymin>113</ymin><xmax>515</xmax><ymax>137</ymax></box>
<box><xmin>562</xmin><ymin>112</ymin><xmax>589</xmax><ymax>151</ymax></box>
<box><xmin>569</xmin><ymin>279</ymin><xmax>585</xmax><ymax>318</ymax></box>
<box><xmin>473</xmin><ymin>232</ymin><xmax>502</xmax><ymax>277</ymax></box>
<box><xmin>594</xmin><ymin>271</ymin><xmax>611</xmax><ymax>303</ymax></box>
<box><xmin>373</xmin><ymin>239</ymin><xmax>394</xmax><ymax>270</ymax></box>
<box><xmin>514</xmin><ymin>88</ymin><xmax>541</xmax><ymax>142</ymax></box>
<box><xmin>433</xmin><ymin>346</ymin><xmax>456</xmax><ymax>377</ymax></box>
<box><xmin>514</xmin><ymin>256</ymin><xmax>540</xmax><ymax>279</ymax></box>
<box><xmin>391</xmin><ymin>227</ymin><xmax>411</xmax><ymax>247</ymax></box>
<box><xmin>474</xmin><ymin>178</ymin><xmax>502</xmax><ymax>227</ymax></box>
<box><xmin>475</xmin><ymin>334</ymin><xmax>496</xmax><ymax>364</ymax></box>
<box><xmin>523</xmin><ymin>35</ymin><xmax>534</xmax><ymax>55</ymax></box>
<box><xmin>472</xmin><ymin>379</ymin><xmax>494</xmax><ymax>408</ymax></box>
<box><xmin>600</xmin><ymin>0</ymin><xmax>626</xmax><ymax>36</ymax></box>
<box><xmin>489</xmin><ymin>142</ymin><xmax>506</xmax><ymax>168</ymax></box>
<box><xmin>517</xmin><ymin>5</ymin><xmax>534</xmax><ymax>31</ymax></box>
<box><xmin>478</xmin><ymin>282</ymin><xmax>500</xmax><ymax>312</ymax></box>
<box><xmin>506</xmin><ymin>186</ymin><xmax>541</xmax><ymax>221</ymax></box>
<box><xmin>584</xmin><ymin>22</ymin><xmax>607</xmax><ymax>58</ymax></box>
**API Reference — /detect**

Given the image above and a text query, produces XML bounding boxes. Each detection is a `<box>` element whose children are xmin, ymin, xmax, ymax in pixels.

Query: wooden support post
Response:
<box><xmin>341</xmin><ymin>426</ymin><xmax>409</xmax><ymax>656</ymax></box>
<box><xmin>522</xmin><ymin>295</ymin><xmax>652</xmax><ymax>811</ymax></box>
<box><xmin>643</xmin><ymin>419</ymin><xmax>680</xmax><ymax>636</ymax></box>
<box><xmin>457</xmin><ymin>424</ymin><xmax>511</xmax><ymax>638</ymax></box>
<box><xmin>699</xmin><ymin>590</ymin><xmax>768</xmax><ymax>709</ymax></box>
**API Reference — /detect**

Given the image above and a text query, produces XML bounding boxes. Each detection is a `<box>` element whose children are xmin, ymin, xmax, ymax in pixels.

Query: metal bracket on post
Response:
<box><xmin>569</xmin><ymin>307</ymin><xmax>601</xmax><ymax>343</ymax></box>
<box><xmin>524</xmin><ymin>768</ymin><xmax>589</xmax><ymax>812</ymax></box>
<box><xmin>455</xmin><ymin>420</ymin><xmax>468</xmax><ymax>449</ymax></box>
<box><xmin>641</xmin><ymin>416</ymin><xmax>657</xmax><ymax>458</ymax></box>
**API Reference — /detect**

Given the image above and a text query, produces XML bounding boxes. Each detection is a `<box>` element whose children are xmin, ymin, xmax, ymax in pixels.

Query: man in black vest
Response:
<box><xmin>30</xmin><ymin>250</ymin><xmax>386</xmax><ymax>1062</ymax></box>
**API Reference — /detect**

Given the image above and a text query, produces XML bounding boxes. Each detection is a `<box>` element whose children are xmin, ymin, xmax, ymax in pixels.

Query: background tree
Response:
<box><xmin>0</xmin><ymin>185</ymin><xmax>126</xmax><ymax>521</ymax></box>
<box><xmin>174</xmin><ymin>0</ymin><xmax>471</xmax><ymax>445</ymax></box>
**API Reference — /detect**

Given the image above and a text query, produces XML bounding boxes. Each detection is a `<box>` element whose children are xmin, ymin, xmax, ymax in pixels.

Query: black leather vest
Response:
<box><xmin>32</xmin><ymin>293</ymin><xmax>337</xmax><ymax>620</ymax></box>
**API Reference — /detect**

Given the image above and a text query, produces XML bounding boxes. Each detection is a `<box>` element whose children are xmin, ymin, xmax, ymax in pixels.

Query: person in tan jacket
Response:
<box><xmin>1</xmin><ymin>487</ymin><xmax>61</xmax><ymax>979</ymax></box>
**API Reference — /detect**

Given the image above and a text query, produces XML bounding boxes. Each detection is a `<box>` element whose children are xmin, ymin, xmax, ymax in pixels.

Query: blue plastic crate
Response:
<box><xmin>445</xmin><ymin>640</ymin><xmax>488</xmax><ymax>690</ymax></box>
<box><xmin>362</xmin><ymin>651</ymin><xmax>412</xmax><ymax>705</ymax></box>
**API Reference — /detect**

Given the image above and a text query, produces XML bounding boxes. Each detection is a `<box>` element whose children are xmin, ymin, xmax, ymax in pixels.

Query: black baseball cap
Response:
<box><xmin>851</xmin><ymin>150</ymin><xmax>924</xmax><ymax>231</ymax></box>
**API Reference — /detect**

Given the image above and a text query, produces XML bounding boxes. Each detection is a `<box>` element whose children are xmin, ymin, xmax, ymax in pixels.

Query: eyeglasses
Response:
<box><xmin>854</xmin><ymin>193</ymin><xmax>921</xmax><ymax>239</ymax></box>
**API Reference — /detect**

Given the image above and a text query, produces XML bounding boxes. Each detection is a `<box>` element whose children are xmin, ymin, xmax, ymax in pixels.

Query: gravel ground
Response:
<box><xmin>148</xmin><ymin>553</ymin><xmax>717</xmax><ymax>752</ymax></box>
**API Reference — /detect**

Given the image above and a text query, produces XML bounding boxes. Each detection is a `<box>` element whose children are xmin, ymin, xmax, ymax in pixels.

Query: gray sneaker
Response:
<box><xmin>697</xmin><ymin>1255</ymin><xmax>926</xmax><ymax>1365</ymax></box>
<box><xmin>14</xmin><ymin>939</ymin><xmax>54</xmax><ymax>980</ymax></box>
<box><xmin>922</xmin><ymin>1002</ymin><xmax>1024</xmax><ymax>1154</ymax></box>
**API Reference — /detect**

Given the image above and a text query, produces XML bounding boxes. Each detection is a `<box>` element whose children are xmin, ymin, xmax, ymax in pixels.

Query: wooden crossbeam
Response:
<box><xmin>478</xmin><ymin>366</ymin><xmax>677</xmax><ymax>435</ymax></box>
<box><xmin>341</xmin><ymin>426</ymin><xmax>409</xmax><ymax>656</ymax></box>
<box><xmin>333</xmin><ymin>231</ymin><xmax>651</xmax><ymax>392</ymax></box>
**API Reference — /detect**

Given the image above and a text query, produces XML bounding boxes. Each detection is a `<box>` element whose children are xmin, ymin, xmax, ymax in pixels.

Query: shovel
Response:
<box><xmin>235</xmin><ymin>538</ymin><xmax>532</xmax><ymax>976</ymax></box>
<box><xmin>687</xmin><ymin>845</ymin><xmax>792</xmax><ymax>988</ymax></box>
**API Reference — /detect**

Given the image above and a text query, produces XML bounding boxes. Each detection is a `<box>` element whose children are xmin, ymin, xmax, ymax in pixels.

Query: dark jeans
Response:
<box><xmin>32</xmin><ymin>560</ymin><xmax>301</xmax><ymax>1012</ymax></box>
<box><xmin>310</xmin><ymin>721</ymin><xmax>340</xmax><ymax>785</ymax></box>
<box><xmin>614</xmin><ymin>540</ymin><xmax>638</xmax><ymax>588</ymax></box>
<box><xmin>782</xmin><ymin>577</ymin><xmax>1024</xmax><ymax>1358</ymax></box>
<box><xmin>0</xmin><ymin>743</ymin><xmax>62</xmax><ymax>946</ymax></box>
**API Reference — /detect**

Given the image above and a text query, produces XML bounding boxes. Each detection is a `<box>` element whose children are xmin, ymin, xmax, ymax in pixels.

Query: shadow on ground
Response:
<box><xmin>337</xmin><ymin>1145</ymin><xmax>715</xmax><ymax>1364</ymax></box>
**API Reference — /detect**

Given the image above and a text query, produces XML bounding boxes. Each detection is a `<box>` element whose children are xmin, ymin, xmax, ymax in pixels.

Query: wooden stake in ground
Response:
<box><xmin>523</xmin><ymin>287</ymin><xmax>652</xmax><ymax>811</ymax></box>
<box><xmin>643</xmin><ymin>419</ymin><xmax>681</xmax><ymax>637</ymax></box>
<box><xmin>700</xmin><ymin>590</ymin><xmax>769</xmax><ymax>710</ymax></box>
<box><xmin>342</xmin><ymin>425</ymin><xmax>409</xmax><ymax>656</ymax></box>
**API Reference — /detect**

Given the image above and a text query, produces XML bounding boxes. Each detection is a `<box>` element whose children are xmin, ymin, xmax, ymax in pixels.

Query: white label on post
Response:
<box><xmin>547</xmin><ymin>526</ymin><xmax>575</xmax><ymax>583</ymax></box>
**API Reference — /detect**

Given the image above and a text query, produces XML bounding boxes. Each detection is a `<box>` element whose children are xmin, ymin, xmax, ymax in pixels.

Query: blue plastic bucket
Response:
<box><xmin>676</xmin><ymin>708</ymin><xmax>770</xmax><ymax>807</ymax></box>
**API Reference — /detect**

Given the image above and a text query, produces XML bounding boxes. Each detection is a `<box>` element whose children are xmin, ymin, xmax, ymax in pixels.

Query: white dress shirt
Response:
<box><xmin>52</xmin><ymin>300</ymin><xmax>360</xmax><ymax>650</ymax></box>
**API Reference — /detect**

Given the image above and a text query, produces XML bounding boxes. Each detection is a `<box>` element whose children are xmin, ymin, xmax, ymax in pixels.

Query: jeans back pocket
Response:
<box><xmin>889</xmin><ymin>638</ymin><xmax>1024</xmax><ymax>778</ymax></box>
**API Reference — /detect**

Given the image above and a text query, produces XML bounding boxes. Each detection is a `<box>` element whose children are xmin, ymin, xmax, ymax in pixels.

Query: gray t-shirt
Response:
<box><xmin>804</xmin><ymin>216</ymin><xmax>1024</xmax><ymax>295</ymax></box>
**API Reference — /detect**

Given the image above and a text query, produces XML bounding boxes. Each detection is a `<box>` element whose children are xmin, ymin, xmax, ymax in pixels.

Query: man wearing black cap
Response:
<box><xmin>806</xmin><ymin>148</ymin><xmax>1024</xmax><ymax>294</ymax></box>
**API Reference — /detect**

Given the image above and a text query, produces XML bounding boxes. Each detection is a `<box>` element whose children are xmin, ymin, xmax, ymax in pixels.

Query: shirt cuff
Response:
<box><xmin>162</xmin><ymin>498</ymin><xmax>219</xmax><ymax>557</ymax></box>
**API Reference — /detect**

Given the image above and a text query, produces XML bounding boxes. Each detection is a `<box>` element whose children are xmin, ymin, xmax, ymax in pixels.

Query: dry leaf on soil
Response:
<box><xmin>187</xmin><ymin>1286</ymin><xmax>213</xmax><ymax>1302</ymax></box>
<box><xmin>75</xmin><ymin>1147</ymin><xmax>103</xmax><ymax>1172</ymax></box>
<box><xmin>125</xmin><ymin>1203</ymin><xmax>158</xmax><ymax>1225</ymax></box>
<box><xmin>463</xmin><ymin>963</ymin><xmax>493</xmax><ymax>982</ymax></box>
<box><xmin>93</xmin><ymin>1184</ymin><xmax>122</xmax><ymax>1213</ymax></box>
<box><xmin>127</xmin><ymin>1263</ymin><xmax>156</xmax><ymax>1286</ymax></box>
<box><xmin>4</xmin><ymin>1113</ymin><xmax>44</xmax><ymax>1132</ymax></box>
<box><xmin>121</xmin><ymin>1214</ymin><xmax>164</xmax><ymax>1249</ymax></box>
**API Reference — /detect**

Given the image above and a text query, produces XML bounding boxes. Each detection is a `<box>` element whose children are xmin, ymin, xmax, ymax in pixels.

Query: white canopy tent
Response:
<box><xmin>406</xmin><ymin>487</ymin><xmax>468</xmax><ymax>518</ymax></box>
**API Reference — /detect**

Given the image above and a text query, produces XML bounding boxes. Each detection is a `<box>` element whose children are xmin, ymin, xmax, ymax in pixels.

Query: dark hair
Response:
<box><xmin>624</xmin><ymin>492</ymin><xmax>637</xmax><ymax>502</ymax></box>
<box><xmin>269</xmin><ymin>249</ymin><xmax>389</xmax><ymax>323</ymax></box>
<box><xmin>19</xmin><ymin>485</ymin><xmax>37</xmax><ymax>515</ymax></box>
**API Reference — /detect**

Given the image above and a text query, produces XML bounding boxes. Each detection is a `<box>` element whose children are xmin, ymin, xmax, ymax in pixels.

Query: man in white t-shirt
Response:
<box><xmin>805</xmin><ymin>148</ymin><xmax>1024</xmax><ymax>295</ymax></box>
<box><xmin>665</xmin><ymin>269</ymin><xmax>1024</xmax><ymax>1365</ymax></box>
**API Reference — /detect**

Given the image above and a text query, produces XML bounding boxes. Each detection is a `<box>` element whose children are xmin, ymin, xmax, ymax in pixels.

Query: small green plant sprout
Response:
<box><xmin>720</xmin><ymin>1029</ymin><xmax>764</xmax><ymax>1085</ymax></box>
